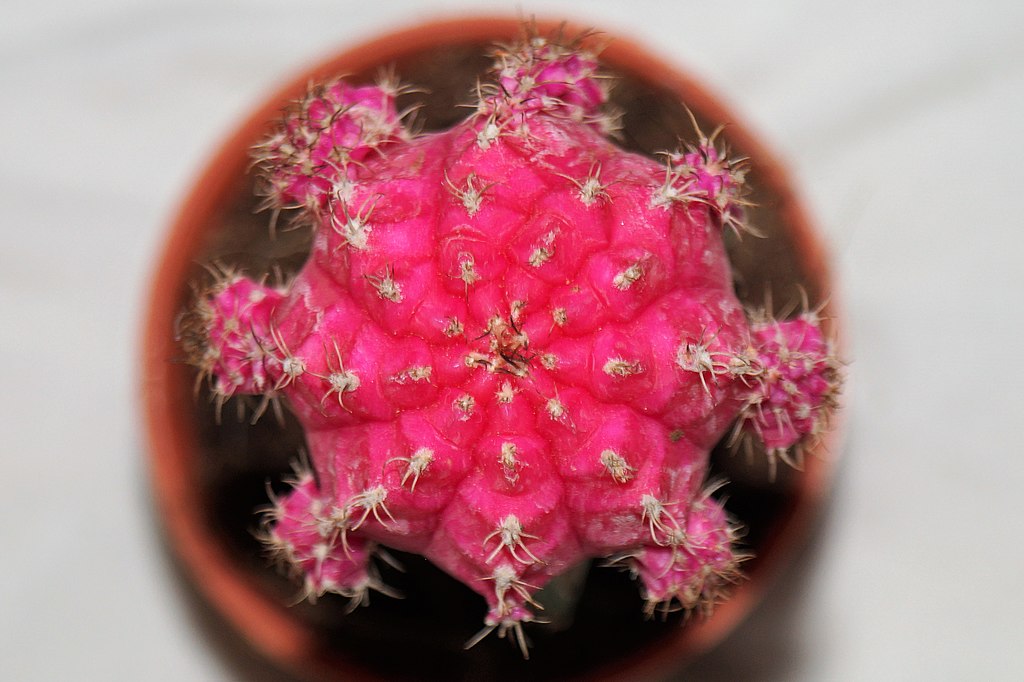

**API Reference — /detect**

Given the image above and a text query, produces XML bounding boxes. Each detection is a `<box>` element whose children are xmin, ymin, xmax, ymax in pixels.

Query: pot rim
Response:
<box><xmin>141</xmin><ymin>14</ymin><xmax>844</xmax><ymax>681</ymax></box>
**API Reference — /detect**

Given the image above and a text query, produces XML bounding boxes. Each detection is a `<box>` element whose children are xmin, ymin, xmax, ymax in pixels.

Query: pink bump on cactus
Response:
<box><xmin>181</xmin><ymin>30</ymin><xmax>841</xmax><ymax>656</ymax></box>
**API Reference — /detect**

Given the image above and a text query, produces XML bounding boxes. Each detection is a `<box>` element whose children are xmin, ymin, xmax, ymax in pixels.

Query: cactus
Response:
<box><xmin>180</xmin><ymin>29</ymin><xmax>841</xmax><ymax>657</ymax></box>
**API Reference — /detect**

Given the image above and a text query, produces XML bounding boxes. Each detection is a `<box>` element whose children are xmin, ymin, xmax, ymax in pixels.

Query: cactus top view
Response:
<box><xmin>178</xmin><ymin>26</ymin><xmax>842</xmax><ymax>659</ymax></box>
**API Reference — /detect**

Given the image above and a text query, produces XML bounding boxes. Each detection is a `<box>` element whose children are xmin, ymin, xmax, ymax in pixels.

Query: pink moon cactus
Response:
<box><xmin>180</xmin><ymin>30</ymin><xmax>841</xmax><ymax>656</ymax></box>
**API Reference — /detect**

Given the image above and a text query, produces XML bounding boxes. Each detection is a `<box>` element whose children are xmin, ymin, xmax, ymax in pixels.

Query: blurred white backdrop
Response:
<box><xmin>2</xmin><ymin>1</ymin><xmax>1023</xmax><ymax>679</ymax></box>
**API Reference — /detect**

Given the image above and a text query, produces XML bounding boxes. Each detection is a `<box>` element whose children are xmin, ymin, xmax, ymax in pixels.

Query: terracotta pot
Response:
<box><xmin>142</xmin><ymin>16</ymin><xmax>844</xmax><ymax>681</ymax></box>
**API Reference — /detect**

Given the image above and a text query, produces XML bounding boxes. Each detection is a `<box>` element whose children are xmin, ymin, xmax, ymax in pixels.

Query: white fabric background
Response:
<box><xmin>2</xmin><ymin>1</ymin><xmax>1022</xmax><ymax>679</ymax></box>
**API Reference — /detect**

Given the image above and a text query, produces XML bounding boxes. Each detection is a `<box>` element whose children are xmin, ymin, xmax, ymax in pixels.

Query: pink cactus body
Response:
<box><xmin>183</xmin><ymin>33</ymin><xmax>840</xmax><ymax>654</ymax></box>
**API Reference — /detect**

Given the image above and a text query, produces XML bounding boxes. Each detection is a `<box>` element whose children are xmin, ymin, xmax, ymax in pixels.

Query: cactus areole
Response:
<box><xmin>180</xmin><ymin>29</ymin><xmax>841</xmax><ymax>658</ymax></box>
